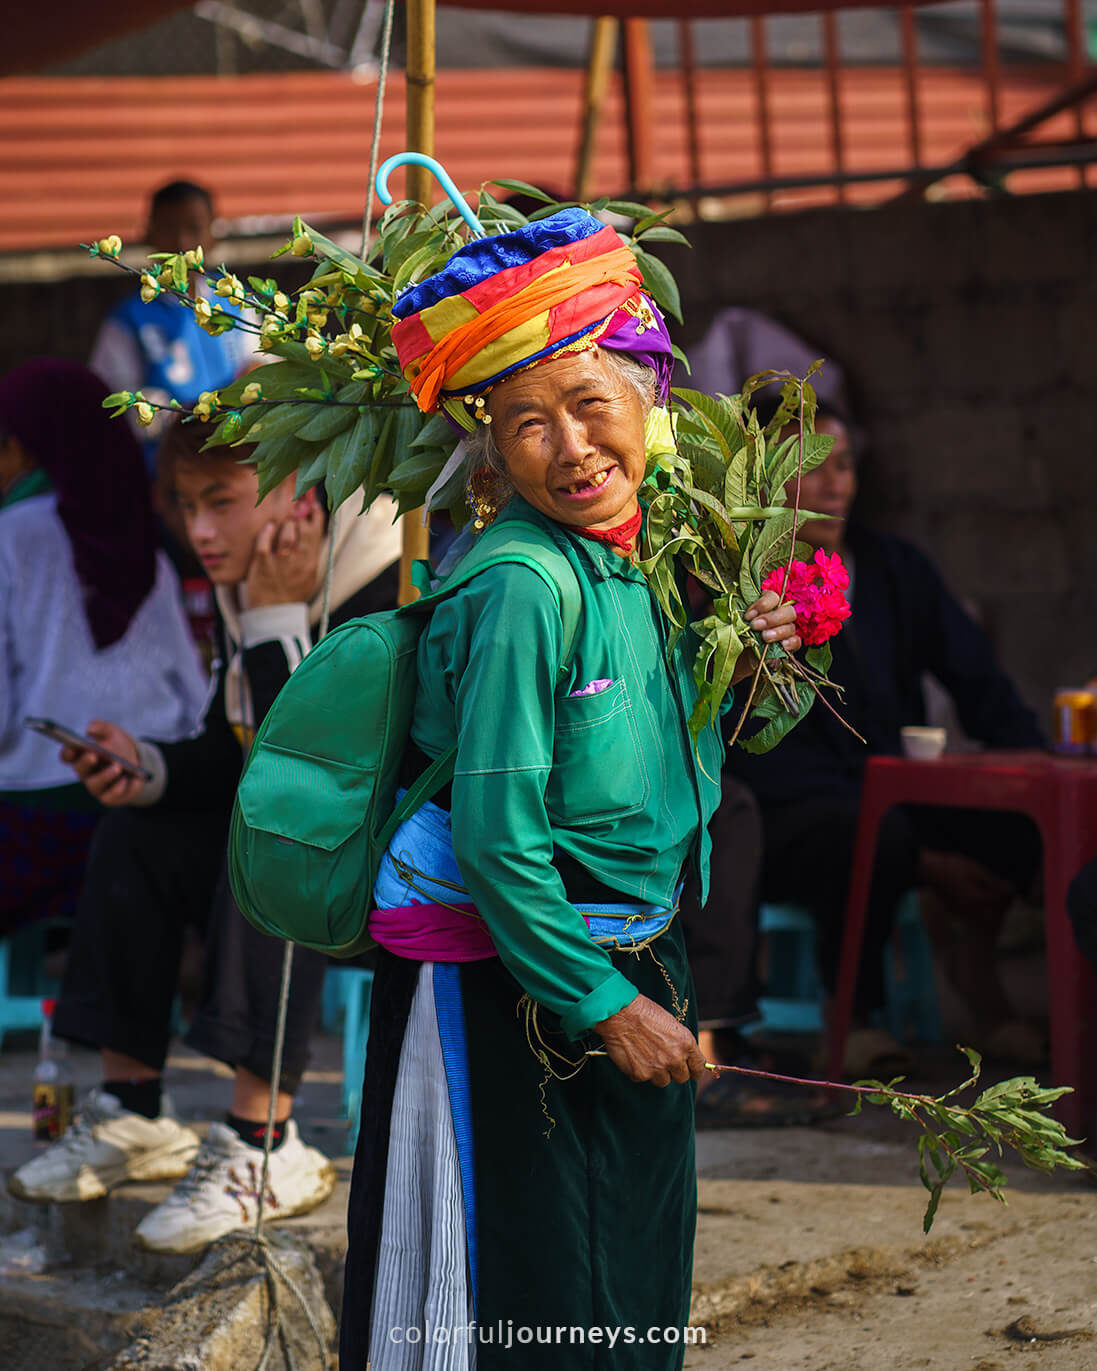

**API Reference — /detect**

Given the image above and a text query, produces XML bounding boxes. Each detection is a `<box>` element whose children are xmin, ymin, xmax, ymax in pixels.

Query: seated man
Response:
<box><xmin>728</xmin><ymin>398</ymin><xmax>1045</xmax><ymax>1076</ymax></box>
<box><xmin>10</xmin><ymin>420</ymin><xmax>401</xmax><ymax>1254</ymax></box>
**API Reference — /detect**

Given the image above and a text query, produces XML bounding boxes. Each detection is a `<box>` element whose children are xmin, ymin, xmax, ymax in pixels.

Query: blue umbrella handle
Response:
<box><xmin>375</xmin><ymin>153</ymin><xmax>486</xmax><ymax>238</ymax></box>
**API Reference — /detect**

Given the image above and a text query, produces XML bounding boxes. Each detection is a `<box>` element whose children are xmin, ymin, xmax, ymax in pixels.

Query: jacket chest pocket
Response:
<box><xmin>544</xmin><ymin>680</ymin><xmax>650</xmax><ymax>828</ymax></box>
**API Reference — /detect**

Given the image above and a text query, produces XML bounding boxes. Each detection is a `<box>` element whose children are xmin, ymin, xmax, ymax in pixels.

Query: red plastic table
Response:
<box><xmin>826</xmin><ymin>751</ymin><xmax>1097</xmax><ymax>1139</ymax></box>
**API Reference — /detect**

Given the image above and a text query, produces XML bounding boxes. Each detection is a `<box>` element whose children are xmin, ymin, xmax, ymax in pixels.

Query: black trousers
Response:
<box><xmin>759</xmin><ymin>795</ymin><xmax>1041</xmax><ymax>1017</ymax></box>
<box><xmin>677</xmin><ymin>776</ymin><xmax>764</xmax><ymax>1029</ymax></box>
<box><xmin>53</xmin><ymin>805</ymin><xmax>328</xmax><ymax>1096</ymax></box>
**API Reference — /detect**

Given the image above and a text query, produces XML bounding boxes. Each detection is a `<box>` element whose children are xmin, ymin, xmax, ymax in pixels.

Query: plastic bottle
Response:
<box><xmin>32</xmin><ymin>999</ymin><xmax>74</xmax><ymax>1142</ymax></box>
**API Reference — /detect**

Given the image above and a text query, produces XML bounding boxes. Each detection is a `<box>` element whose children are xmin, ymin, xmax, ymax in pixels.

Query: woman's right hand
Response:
<box><xmin>62</xmin><ymin>720</ymin><xmax>146</xmax><ymax>806</ymax></box>
<box><xmin>594</xmin><ymin>994</ymin><xmax>706</xmax><ymax>1087</ymax></box>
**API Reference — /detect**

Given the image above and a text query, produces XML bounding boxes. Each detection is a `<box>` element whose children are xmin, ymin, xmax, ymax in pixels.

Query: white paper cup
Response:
<box><xmin>901</xmin><ymin>726</ymin><xmax>946</xmax><ymax>761</ymax></box>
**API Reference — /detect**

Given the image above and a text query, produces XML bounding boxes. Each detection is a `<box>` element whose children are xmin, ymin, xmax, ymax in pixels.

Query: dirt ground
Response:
<box><xmin>684</xmin><ymin>1048</ymin><xmax>1097</xmax><ymax>1371</ymax></box>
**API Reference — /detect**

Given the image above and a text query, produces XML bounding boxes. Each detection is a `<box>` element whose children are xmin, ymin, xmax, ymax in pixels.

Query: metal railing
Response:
<box><xmin>606</xmin><ymin>4</ymin><xmax>1097</xmax><ymax>209</ymax></box>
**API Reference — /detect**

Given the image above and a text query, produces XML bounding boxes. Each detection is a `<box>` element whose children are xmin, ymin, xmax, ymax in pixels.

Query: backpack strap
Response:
<box><xmin>375</xmin><ymin>519</ymin><xmax>583</xmax><ymax>854</ymax></box>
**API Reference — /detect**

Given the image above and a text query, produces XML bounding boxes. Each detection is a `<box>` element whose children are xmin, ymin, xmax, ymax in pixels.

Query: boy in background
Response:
<box><xmin>10</xmin><ymin>421</ymin><xmax>400</xmax><ymax>1255</ymax></box>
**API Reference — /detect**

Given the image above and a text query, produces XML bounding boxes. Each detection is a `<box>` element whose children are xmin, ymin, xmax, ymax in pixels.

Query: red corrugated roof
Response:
<box><xmin>0</xmin><ymin>65</ymin><xmax>1083</xmax><ymax>254</ymax></box>
<box><xmin>6</xmin><ymin>2</ymin><xmax>955</xmax><ymax>78</ymax></box>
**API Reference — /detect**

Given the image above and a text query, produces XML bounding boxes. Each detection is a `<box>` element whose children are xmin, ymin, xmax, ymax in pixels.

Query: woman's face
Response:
<box><xmin>487</xmin><ymin>349</ymin><xmax>650</xmax><ymax>531</ymax></box>
<box><xmin>789</xmin><ymin>416</ymin><xmax>857</xmax><ymax>553</ymax></box>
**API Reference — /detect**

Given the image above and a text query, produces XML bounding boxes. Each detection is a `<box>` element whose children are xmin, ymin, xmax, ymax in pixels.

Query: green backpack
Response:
<box><xmin>227</xmin><ymin>518</ymin><xmax>582</xmax><ymax>958</ymax></box>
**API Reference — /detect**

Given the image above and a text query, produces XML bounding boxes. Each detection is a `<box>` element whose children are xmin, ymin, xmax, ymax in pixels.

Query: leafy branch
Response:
<box><xmin>640</xmin><ymin>374</ymin><xmax>853</xmax><ymax>754</ymax></box>
<box><xmin>707</xmin><ymin>1046</ymin><xmax>1089</xmax><ymax>1233</ymax></box>
<box><xmin>85</xmin><ymin>183</ymin><xmax>688</xmax><ymax>523</ymax></box>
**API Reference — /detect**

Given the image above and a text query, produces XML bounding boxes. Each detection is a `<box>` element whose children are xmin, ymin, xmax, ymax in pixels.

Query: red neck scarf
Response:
<box><xmin>572</xmin><ymin>505</ymin><xmax>643</xmax><ymax>553</ymax></box>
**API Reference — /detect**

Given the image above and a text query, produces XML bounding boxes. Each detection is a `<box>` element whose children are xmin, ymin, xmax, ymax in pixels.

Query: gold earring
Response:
<box><xmin>466</xmin><ymin>466</ymin><xmax>500</xmax><ymax>530</ymax></box>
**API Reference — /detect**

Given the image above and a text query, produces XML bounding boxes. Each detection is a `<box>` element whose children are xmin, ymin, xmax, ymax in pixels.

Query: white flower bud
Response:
<box><xmin>304</xmin><ymin>335</ymin><xmax>326</xmax><ymax>360</ymax></box>
<box><xmin>135</xmin><ymin>402</ymin><xmax>155</xmax><ymax>427</ymax></box>
<box><xmin>240</xmin><ymin>381</ymin><xmax>263</xmax><ymax>405</ymax></box>
<box><xmin>183</xmin><ymin>246</ymin><xmax>204</xmax><ymax>269</ymax></box>
<box><xmin>139</xmin><ymin>273</ymin><xmax>160</xmax><ymax>303</ymax></box>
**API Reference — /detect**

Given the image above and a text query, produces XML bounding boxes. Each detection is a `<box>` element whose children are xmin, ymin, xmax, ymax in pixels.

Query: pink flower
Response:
<box><xmin>761</xmin><ymin>552</ymin><xmax>851</xmax><ymax>647</ymax></box>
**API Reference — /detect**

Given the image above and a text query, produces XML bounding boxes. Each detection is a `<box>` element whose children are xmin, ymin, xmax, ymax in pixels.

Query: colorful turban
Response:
<box><xmin>391</xmin><ymin>208</ymin><xmax>675</xmax><ymax>421</ymax></box>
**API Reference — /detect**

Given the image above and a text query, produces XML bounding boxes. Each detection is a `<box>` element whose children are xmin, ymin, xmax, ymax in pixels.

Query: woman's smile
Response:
<box><xmin>557</xmin><ymin>466</ymin><xmax>616</xmax><ymax>500</ymax></box>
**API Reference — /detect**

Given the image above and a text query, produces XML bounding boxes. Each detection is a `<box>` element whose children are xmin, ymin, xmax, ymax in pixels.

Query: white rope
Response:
<box><xmin>361</xmin><ymin>0</ymin><xmax>398</xmax><ymax>258</ymax></box>
<box><xmin>244</xmin><ymin>0</ymin><xmax>400</xmax><ymax>1347</ymax></box>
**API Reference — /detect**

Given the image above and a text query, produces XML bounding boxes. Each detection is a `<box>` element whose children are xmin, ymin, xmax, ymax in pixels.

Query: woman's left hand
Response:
<box><xmin>732</xmin><ymin>590</ymin><xmax>801</xmax><ymax>684</ymax></box>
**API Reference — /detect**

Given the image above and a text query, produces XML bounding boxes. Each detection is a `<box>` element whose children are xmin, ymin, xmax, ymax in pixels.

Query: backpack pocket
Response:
<box><xmin>237</xmin><ymin>742</ymin><xmax>374</xmax><ymax>850</ymax></box>
<box><xmin>545</xmin><ymin>679</ymin><xmax>650</xmax><ymax>828</ymax></box>
<box><xmin>232</xmin><ymin>741</ymin><xmax>378</xmax><ymax>955</ymax></box>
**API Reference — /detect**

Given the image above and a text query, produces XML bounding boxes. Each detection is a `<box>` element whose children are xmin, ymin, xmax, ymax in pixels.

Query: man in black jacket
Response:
<box><xmin>729</xmin><ymin>405</ymin><xmax>1045</xmax><ymax>1076</ymax></box>
<box><xmin>10</xmin><ymin>421</ymin><xmax>401</xmax><ymax>1253</ymax></box>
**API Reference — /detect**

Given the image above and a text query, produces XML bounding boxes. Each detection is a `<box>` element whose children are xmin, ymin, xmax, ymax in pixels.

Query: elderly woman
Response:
<box><xmin>341</xmin><ymin>211</ymin><xmax>800</xmax><ymax>1370</ymax></box>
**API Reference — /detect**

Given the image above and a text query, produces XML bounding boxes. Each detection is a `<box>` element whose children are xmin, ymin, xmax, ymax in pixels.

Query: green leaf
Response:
<box><xmin>688</xmin><ymin>487</ymin><xmax>738</xmax><ymax>549</ymax></box>
<box><xmin>252</xmin><ymin>433</ymin><xmax>317</xmax><ymax>501</ymax></box>
<box><xmin>325</xmin><ymin>407</ymin><xmax>378</xmax><ymax>511</ymax></box>
<box><xmin>476</xmin><ymin>200</ymin><xmax>529</xmax><ymax>230</ymax></box>
<box><xmin>604</xmin><ymin>198</ymin><xmax>657</xmax><ymax>219</ymax></box>
<box><xmin>805</xmin><ymin>641</ymin><xmax>833</xmax><ymax>675</ymax></box>
<box><xmin>634</xmin><ymin>224</ymin><xmax>691</xmax><ymax>247</ymax></box>
<box><xmin>363</xmin><ymin>410</ymin><xmax>396</xmax><ymax>505</ymax></box>
<box><xmin>387</xmin><ymin>446</ymin><xmax>449</xmax><ymax>496</ymax></box>
<box><xmin>674</xmin><ymin>389</ymin><xmax>740</xmax><ymax>460</ymax></box>
<box><xmin>721</xmin><ymin>451</ymin><xmax>750</xmax><ymax>515</ymax></box>
<box><xmin>298</xmin><ymin>220</ymin><xmax>381</xmax><ymax>290</ymax></box>
<box><xmin>410</xmin><ymin>412</ymin><xmax>457</xmax><ymax>452</ymax></box>
<box><xmin>244</xmin><ymin>402</ymin><xmax>322</xmax><ymax>445</ymax></box>
<box><xmin>736</xmin><ymin>678</ymin><xmax>813</xmax><ymax>754</ymax></box>
<box><xmin>393</xmin><ymin>242</ymin><xmax>446</xmax><ymax>293</ymax></box>
<box><xmin>632</xmin><ymin>246</ymin><xmax>682</xmax><ymax>323</ymax></box>
<box><xmin>295</xmin><ymin>447</ymin><xmax>329</xmax><ymax>498</ymax></box>
<box><xmin>293</xmin><ymin>403</ymin><xmax>357</xmax><ymax>444</ymax></box>
<box><xmin>768</xmin><ymin>431</ymin><xmax>835</xmax><ymax>495</ymax></box>
<box><xmin>527</xmin><ymin>201</ymin><xmax>582</xmax><ymax>222</ymax></box>
<box><xmin>750</xmin><ymin>509</ymin><xmax>798</xmax><ymax>580</ymax></box>
<box><xmin>489</xmin><ymin>178</ymin><xmax>558</xmax><ymax>204</ymax></box>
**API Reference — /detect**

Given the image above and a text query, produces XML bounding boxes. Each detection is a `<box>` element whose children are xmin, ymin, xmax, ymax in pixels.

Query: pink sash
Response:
<box><xmin>369</xmin><ymin>902</ymin><xmax>498</xmax><ymax>963</ymax></box>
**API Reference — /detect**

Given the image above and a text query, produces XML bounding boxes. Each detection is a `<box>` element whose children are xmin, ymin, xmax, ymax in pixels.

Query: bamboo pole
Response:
<box><xmin>399</xmin><ymin>0</ymin><xmax>436</xmax><ymax>604</ymax></box>
<box><xmin>575</xmin><ymin>17</ymin><xmax>619</xmax><ymax>202</ymax></box>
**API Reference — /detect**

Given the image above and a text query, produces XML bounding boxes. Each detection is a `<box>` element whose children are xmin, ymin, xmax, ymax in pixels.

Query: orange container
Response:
<box><xmin>1052</xmin><ymin>688</ymin><xmax>1097</xmax><ymax>754</ymax></box>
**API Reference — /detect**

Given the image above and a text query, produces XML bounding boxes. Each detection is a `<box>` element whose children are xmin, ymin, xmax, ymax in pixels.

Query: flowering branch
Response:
<box><xmin>704</xmin><ymin>1047</ymin><xmax>1089</xmax><ymax>1233</ymax></box>
<box><xmin>82</xmin><ymin>187</ymin><xmax>691</xmax><ymax>523</ymax></box>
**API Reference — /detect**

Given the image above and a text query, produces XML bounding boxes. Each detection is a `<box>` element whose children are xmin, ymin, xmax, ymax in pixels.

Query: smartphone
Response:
<box><xmin>24</xmin><ymin>717</ymin><xmax>153</xmax><ymax>782</ymax></box>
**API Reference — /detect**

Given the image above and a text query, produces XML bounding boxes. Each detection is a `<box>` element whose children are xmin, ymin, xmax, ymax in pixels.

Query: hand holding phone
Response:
<box><xmin>25</xmin><ymin>717</ymin><xmax>150</xmax><ymax>805</ymax></box>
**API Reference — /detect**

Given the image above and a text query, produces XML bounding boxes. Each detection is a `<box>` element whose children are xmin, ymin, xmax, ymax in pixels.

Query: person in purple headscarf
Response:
<box><xmin>0</xmin><ymin>359</ymin><xmax>208</xmax><ymax>936</ymax></box>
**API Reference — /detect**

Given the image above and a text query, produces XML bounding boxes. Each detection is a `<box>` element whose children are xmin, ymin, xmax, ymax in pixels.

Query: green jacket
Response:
<box><xmin>413</xmin><ymin>497</ymin><xmax>724</xmax><ymax>1037</ymax></box>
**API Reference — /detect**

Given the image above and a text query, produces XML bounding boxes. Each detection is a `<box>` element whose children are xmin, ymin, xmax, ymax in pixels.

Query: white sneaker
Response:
<box><xmin>8</xmin><ymin>1088</ymin><xmax>200</xmax><ymax>1204</ymax></box>
<box><xmin>134</xmin><ymin>1120</ymin><xmax>337</xmax><ymax>1255</ymax></box>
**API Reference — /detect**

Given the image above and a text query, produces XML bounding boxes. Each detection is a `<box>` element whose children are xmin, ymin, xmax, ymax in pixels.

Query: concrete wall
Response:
<box><xmin>3</xmin><ymin>188</ymin><xmax>1094</xmax><ymax>721</ymax></box>
<box><xmin>660</xmin><ymin>188</ymin><xmax>1097</xmax><ymax>726</ymax></box>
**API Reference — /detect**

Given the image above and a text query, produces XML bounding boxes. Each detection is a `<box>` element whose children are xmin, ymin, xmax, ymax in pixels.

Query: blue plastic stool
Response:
<box><xmin>324</xmin><ymin>966</ymin><xmax>374</xmax><ymax>1150</ymax></box>
<box><xmin>750</xmin><ymin>893</ymin><xmax>942</xmax><ymax>1044</ymax></box>
<box><xmin>0</xmin><ymin>926</ymin><xmax>62</xmax><ymax>1049</ymax></box>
